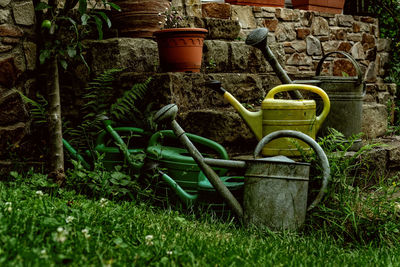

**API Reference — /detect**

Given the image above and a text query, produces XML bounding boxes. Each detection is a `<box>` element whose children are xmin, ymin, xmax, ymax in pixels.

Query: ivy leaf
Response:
<box><xmin>81</xmin><ymin>14</ymin><xmax>90</xmax><ymax>26</ymax></box>
<box><xmin>35</xmin><ymin>2</ymin><xmax>52</xmax><ymax>11</ymax></box>
<box><xmin>60</xmin><ymin>59</ymin><xmax>68</xmax><ymax>70</ymax></box>
<box><xmin>39</xmin><ymin>49</ymin><xmax>51</xmax><ymax>64</ymax></box>
<box><xmin>67</xmin><ymin>47</ymin><xmax>77</xmax><ymax>58</ymax></box>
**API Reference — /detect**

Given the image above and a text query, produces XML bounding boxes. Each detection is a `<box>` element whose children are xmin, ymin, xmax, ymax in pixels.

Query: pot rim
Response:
<box><xmin>153</xmin><ymin>28</ymin><xmax>208</xmax><ymax>36</ymax></box>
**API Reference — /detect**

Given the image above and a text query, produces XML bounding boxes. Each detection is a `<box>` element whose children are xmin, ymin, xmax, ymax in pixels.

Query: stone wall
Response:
<box><xmin>0</xmin><ymin>0</ymin><xmax>36</xmax><ymax>163</ymax></box>
<box><xmin>201</xmin><ymin>3</ymin><xmax>395</xmax><ymax>139</ymax></box>
<box><xmin>84</xmin><ymin>2</ymin><xmax>396</xmax><ymax>155</ymax></box>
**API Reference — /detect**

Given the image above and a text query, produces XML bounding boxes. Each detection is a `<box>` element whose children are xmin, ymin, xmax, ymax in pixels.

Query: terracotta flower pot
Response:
<box><xmin>110</xmin><ymin>0</ymin><xmax>170</xmax><ymax>38</ymax></box>
<box><xmin>225</xmin><ymin>0</ymin><xmax>284</xmax><ymax>7</ymax></box>
<box><xmin>291</xmin><ymin>0</ymin><xmax>345</xmax><ymax>14</ymax></box>
<box><xmin>153</xmin><ymin>28</ymin><xmax>208</xmax><ymax>73</ymax></box>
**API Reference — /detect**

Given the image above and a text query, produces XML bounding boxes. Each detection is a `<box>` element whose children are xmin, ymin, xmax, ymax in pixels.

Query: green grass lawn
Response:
<box><xmin>0</xmin><ymin>173</ymin><xmax>399</xmax><ymax>266</ymax></box>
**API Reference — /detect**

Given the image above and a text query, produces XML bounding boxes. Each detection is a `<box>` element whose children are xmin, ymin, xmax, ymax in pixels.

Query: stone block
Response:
<box><xmin>0</xmin><ymin>57</ymin><xmax>20</xmax><ymax>88</ymax></box>
<box><xmin>0</xmin><ymin>89</ymin><xmax>29</xmax><ymax>126</ymax></box>
<box><xmin>333</xmin><ymin>59</ymin><xmax>357</xmax><ymax>77</ymax></box>
<box><xmin>263</xmin><ymin>19</ymin><xmax>278</xmax><ymax>31</ymax></box>
<box><xmin>275</xmin><ymin>22</ymin><xmax>296</xmax><ymax>41</ymax></box>
<box><xmin>306</xmin><ymin>35</ymin><xmax>321</xmax><ymax>56</ymax></box>
<box><xmin>311</xmin><ymin>17</ymin><xmax>329</xmax><ymax>36</ymax></box>
<box><xmin>362</xmin><ymin>33</ymin><xmax>375</xmax><ymax>50</ymax></box>
<box><xmin>2</xmin><ymin>37</ymin><xmax>20</xmax><ymax>44</ymax></box>
<box><xmin>202</xmin><ymin>3</ymin><xmax>231</xmax><ymax>19</ymax></box>
<box><xmin>347</xmin><ymin>33</ymin><xmax>362</xmax><ymax>42</ymax></box>
<box><xmin>12</xmin><ymin>1</ymin><xmax>35</xmax><ymax>26</ymax></box>
<box><xmin>296</xmin><ymin>28</ymin><xmax>310</xmax><ymax>39</ymax></box>
<box><xmin>231</xmin><ymin>5</ymin><xmax>257</xmax><ymax>29</ymax></box>
<box><xmin>0</xmin><ymin>122</ymin><xmax>27</xmax><ymax>157</ymax></box>
<box><xmin>204</xmin><ymin>18</ymin><xmax>240</xmax><ymax>40</ymax></box>
<box><xmin>0</xmin><ymin>24</ymin><xmax>23</xmax><ymax>37</ymax></box>
<box><xmin>364</xmin><ymin>61</ymin><xmax>378</xmax><ymax>83</ymax></box>
<box><xmin>0</xmin><ymin>45</ymin><xmax>12</xmax><ymax>53</ymax></box>
<box><xmin>229</xmin><ymin>41</ymin><xmax>271</xmax><ymax>73</ymax></box>
<box><xmin>253</xmin><ymin>7</ymin><xmax>275</xmax><ymax>18</ymax></box>
<box><xmin>336</xmin><ymin>14</ymin><xmax>354</xmax><ymax>27</ymax></box>
<box><xmin>0</xmin><ymin>9</ymin><xmax>10</xmax><ymax>23</ymax></box>
<box><xmin>350</xmin><ymin>42</ymin><xmax>365</xmax><ymax>60</ymax></box>
<box><xmin>275</xmin><ymin>8</ymin><xmax>300</xmax><ymax>21</ymax></box>
<box><xmin>337</xmin><ymin>42</ymin><xmax>352</xmax><ymax>53</ymax></box>
<box><xmin>23</xmin><ymin>41</ymin><xmax>36</xmax><ymax>71</ymax></box>
<box><xmin>362</xmin><ymin>103</ymin><xmax>387</xmax><ymax>139</ymax></box>
<box><xmin>0</xmin><ymin>0</ymin><xmax>10</xmax><ymax>7</ymax></box>
<box><xmin>286</xmin><ymin>53</ymin><xmax>312</xmax><ymax>66</ymax></box>
<box><xmin>322</xmin><ymin>41</ymin><xmax>340</xmax><ymax>53</ymax></box>
<box><xmin>376</xmin><ymin>38</ymin><xmax>391</xmax><ymax>52</ymax></box>
<box><xmin>84</xmin><ymin>38</ymin><xmax>159</xmax><ymax>76</ymax></box>
<box><xmin>203</xmin><ymin>40</ymin><xmax>230</xmax><ymax>72</ymax></box>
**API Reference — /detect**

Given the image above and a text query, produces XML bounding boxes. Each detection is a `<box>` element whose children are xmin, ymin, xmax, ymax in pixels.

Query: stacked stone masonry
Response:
<box><xmin>0</xmin><ymin>0</ymin><xmax>35</xmax><ymax>162</ymax></box>
<box><xmin>86</xmin><ymin>2</ymin><xmax>395</xmax><ymax>148</ymax></box>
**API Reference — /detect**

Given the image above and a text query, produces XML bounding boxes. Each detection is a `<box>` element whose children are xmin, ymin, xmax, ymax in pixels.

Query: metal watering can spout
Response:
<box><xmin>207</xmin><ymin>80</ymin><xmax>263</xmax><ymax>140</ymax></box>
<box><xmin>245</xmin><ymin>28</ymin><xmax>302</xmax><ymax>99</ymax></box>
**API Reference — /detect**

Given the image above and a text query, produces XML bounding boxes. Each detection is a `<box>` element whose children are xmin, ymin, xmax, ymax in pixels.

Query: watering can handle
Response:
<box><xmin>254</xmin><ymin>130</ymin><xmax>330</xmax><ymax>211</ymax></box>
<box><xmin>147</xmin><ymin>130</ymin><xmax>229</xmax><ymax>161</ymax></box>
<box><xmin>265</xmin><ymin>84</ymin><xmax>330</xmax><ymax>132</ymax></box>
<box><xmin>315</xmin><ymin>51</ymin><xmax>363</xmax><ymax>85</ymax></box>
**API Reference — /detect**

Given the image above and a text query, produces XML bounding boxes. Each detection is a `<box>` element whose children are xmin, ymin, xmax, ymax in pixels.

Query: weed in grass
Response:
<box><xmin>303</xmin><ymin>129</ymin><xmax>400</xmax><ymax>246</ymax></box>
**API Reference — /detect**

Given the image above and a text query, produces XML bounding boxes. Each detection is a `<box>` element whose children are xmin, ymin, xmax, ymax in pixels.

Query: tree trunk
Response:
<box><xmin>47</xmin><ymin>56</ymin><xmax>65</xmax><ymax>184</ymax></box>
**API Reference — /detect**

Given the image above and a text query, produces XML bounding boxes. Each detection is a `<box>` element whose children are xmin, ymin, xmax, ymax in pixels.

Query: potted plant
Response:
<box><xmin>291</xmin><ymin>0</ymin><xmax>345</xmax><ymax>14</ymax></box>
<box><xmin>225</xmin><ymin>0</ymin><xmax>285</xmax><ymax>7</ymax></box>
<box><xmin>110</xmin><ymin>0</ymin><xmax>171</xmax><ymax>38</ymax></box>
<box><xmin>153</xmin><ymin>6</ymin><xmax>208</xmax><ymax>73</ymax></box>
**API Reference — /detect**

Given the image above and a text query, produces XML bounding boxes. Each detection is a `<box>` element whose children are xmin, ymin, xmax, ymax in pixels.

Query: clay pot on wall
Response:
<box><xmin>225</xmin><ymin>0</ymin><xmax>285</xmax><ymax>7</ymax></box>
<box><xmin>291</xmin><ymin>0</ymin><xmax>345</xmax><ymax>14</ymax></box>
<box><xmin>110</xmin><ymin>0</ymin><xmax>170</xmax><ymax>38</ymax></box>
<box><xmin>153</xmin><ymin>28</ymin><xmax>208</xmax><ymax>73</ymax></box>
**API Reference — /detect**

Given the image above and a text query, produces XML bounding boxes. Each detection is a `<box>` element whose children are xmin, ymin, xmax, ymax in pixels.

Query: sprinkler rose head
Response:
<box><xmin>154</xmin><ymin>104</ymin><xmax>178</xmax><ymax>123</ymax></box>
<box><xmin>245</xmin><ymin>27</ymin><xmax>269</xmax><ymax>47</ymax></box>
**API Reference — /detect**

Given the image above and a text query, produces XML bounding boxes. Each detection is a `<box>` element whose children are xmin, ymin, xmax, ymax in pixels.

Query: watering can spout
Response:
<box><xmin>207</xmin><ymin>80</ymin><xmax>263</xmax><ymax>140</ymax></box>
<box><xmin>159</xmin><ymin>171</ymin><xmax>198</xmax><ymax>206</ymax></box>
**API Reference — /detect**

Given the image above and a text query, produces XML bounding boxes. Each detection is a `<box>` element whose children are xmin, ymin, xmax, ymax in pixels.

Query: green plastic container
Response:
<box><xmin>95</xmin><ymin>127</ymin><xmax>150</xmax><ymax>170</ymax></box>
<box><xmin>146</xmin><ymin>130</ymin><xmax>229</xmax><ymax>193</ymax></box>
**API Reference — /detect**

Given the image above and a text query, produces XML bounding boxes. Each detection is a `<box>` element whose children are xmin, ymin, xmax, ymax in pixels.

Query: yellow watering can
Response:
<box><xmin>208</xmin><ymin>81</ymin><xmax>330</xmax><ymax>156</ymax></box>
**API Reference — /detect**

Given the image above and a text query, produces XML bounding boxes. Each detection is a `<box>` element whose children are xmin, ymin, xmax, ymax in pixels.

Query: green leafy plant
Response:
<box><xmin>36</xmin><ymin>0</ymin><xmax>121</xmax><ymax>69</ymax></box>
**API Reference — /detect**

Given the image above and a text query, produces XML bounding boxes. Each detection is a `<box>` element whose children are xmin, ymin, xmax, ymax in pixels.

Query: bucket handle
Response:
<box><xmin>265</xmin><ymin>84</ymin><xmax>330</xmax><ymax>133</ymax></box>
<box><xmin>254</xmin><ymin>130</ymin><xmax>330</xmax><ymax>211</ymax></box>
<box><xmin>315</xmin><ymin>51</ymin><xmax>363</xmax><ymax>85</ymax></box>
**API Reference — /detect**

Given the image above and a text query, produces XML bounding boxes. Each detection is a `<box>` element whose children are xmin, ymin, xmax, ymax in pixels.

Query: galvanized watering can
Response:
<box><xmin>313</xmin><ymin>51</ymin><xmax>365</xmax><ymax>150</ymax></box>
<box><xmin>155</xmin><ymin>104</ymin><xmax>330</xmax><ymax>231</ymax></box>
<box><xmin>208</xmin><ymin>81</ymin><xmax>330</xmax><ymax>156</ymax></box>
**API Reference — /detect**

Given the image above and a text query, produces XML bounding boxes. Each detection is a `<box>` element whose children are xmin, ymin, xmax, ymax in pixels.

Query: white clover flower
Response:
<box><xmin>167</xmin><ymin>251</ymin><xmax>173</xmax><ymax>255</ymax></box>
<box><xmin>100</xmin><ymin>198</ymin><xmax>108</xmax><ymax>207</ymax></box>
<box><xmin>5</xmin><ymin>202</ymin><xmax>11</xmax><ymax>206</ymax></box>
<box><xmin>65</xmin><ymin>216</ymin><xmax>75</xmax><ymax>224</ymax></box>
<box><xmin>145</xmin><ymin>235</ymin><xmax>154</xmax><ymax>246</ymax></box>
<box><xmin>36</xmin><ymin>190</ymin><xmax>44</xmax><ymax>196</ymax></box>
<box><xmin>82</xmin><ymin>228</ymin><xmax>91</xmax><ymax>239</ymax></box>
<box><xmin>7</xmin><ymin>206</ymin><xmax>12</xmax><ymax>212</ymax></box>
<box><xmin>54</xmin><ymin>227</ymin><xmax>68</xmax><ymax>243</ymax></box>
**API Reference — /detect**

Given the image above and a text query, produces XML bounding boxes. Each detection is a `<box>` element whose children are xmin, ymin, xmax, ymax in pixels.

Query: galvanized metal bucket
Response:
<box><xmin>314</xmin><ymin>51</ymin><xmax>365</xmax><ymax>150</ymax></box>
<box><xmin>244</xmin><ymin>130</ymin><xmax>330</xmax><ymax>231</ymax></box>
<box><xmin>244</xmin><ymin>157</ymin><xmax>310</xmax><ymax>230</ymax></box>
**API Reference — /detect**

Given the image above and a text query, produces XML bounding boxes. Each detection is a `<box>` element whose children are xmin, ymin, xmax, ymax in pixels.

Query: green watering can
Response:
<box><xmin>208</xmin><ymin>81</ymin><xmax>330</xmax><ymax>157</ymax></box>
<box><xmin>146</xmin><ymin>130</ymin><xmax>230</xmax><ymax>194</ymax></box>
